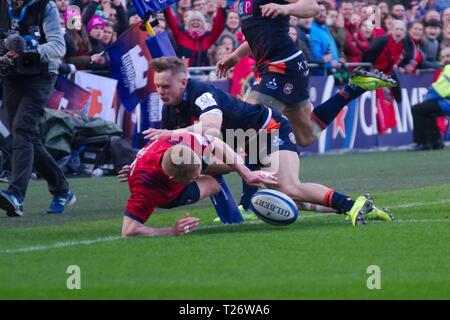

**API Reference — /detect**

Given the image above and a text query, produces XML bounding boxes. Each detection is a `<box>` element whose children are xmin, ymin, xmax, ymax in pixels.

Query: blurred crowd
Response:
<box><xmin>59</xmin><ymin>0</ymin><xmax>450</xmax><ymax>78</ymax></box>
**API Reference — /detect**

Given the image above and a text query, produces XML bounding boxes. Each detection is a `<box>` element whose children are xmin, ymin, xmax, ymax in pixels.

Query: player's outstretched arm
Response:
<box><xmin>260</xmin><ymin>0</ymin><xmax>320</xmax><ymax>19</ymax></box>
<box><xmin>209</xmin><ymin>136</ymin><xmax>278</xmax><ymax>188</ymax></box>
<box><xmin>122</xmin><ymin>215</ymin><xmax>200</xmax><ymax>237</ymax></box>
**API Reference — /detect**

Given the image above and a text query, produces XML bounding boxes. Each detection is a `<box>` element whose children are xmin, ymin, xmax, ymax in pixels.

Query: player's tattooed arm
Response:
<box><xmin>261</xmin><ymin>0</ymin><xmax>320</xmax><ymax>19</ymax></box>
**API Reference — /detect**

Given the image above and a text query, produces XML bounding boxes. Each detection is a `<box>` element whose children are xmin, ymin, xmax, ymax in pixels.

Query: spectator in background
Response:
<box><xmin>382</xmin><ymin>14</ymin><xmax>395</xmax><ymax>33</ymax></box>
<box><xmin>344</xmin><ymin>12</ymin><xmax>370</xmax><ymax>64</ymax></box>
<box><xmin>411</xmin><ymin>47</ymin><xmax>450</xmax><ymax>150</ymax></box>
<box><xmin>421</xmin><ymin>19</ymin><xmax>442</xmax><ymax>67</ymax></box>
<box><xmin>290</xmin><ymin>15</ymin><xmax>299</xmax><ymax>28</ymax></box>
<box><xmin>310</xmin><ymin>2</ymin><xmax>341</xmax><ymax>75</ymax></box>
<box><xmin>127</xmin><ymin>7</ymin><xmax>141</xmax><ymax>26</ymax></box>
<box><xmin>71</xmin><ymin>0</ymin><xmax>90</xmax><ymax>13</ymax></box>
<box><xmin>441</xmin><ymin>24</ymin><xmax>450</xmax><ymax>49</ymax></box>
<box><xmin>353</xmin><ymin>0</ymin><xmax>365</xmax><ymax>16</ymax></box>
<box><xmin>391</xmin><ymin>4</ymin><xmax>407</xmax><ymax>22</ymax></box>
<box><xmin>218</xmin><ymin>33</ymin><xmax>238</xmax><ymax>54</ymax></box>
<box><xmin>327</xmin><ymin>9</ymin><xmax>346</xmax><ymax>58</ymax></box>
<box><xmin>378</xmin><ymin>2</ymin><xmax>389</xmax><ymax>20</ymax></box>
<box><xmin>339</xmin><ymin>1</ymin><xmax>353</xmax><ymax>22</ymax></box>
<box><xmin>204</xmin><ymin>0</ymin><xmax>219</xmax><ymax>29</ymax></box>
<box><xmin>298</xmin><ymin>17</ymin><xmax>313</xmax><ymax>55</ymax></box>
<box><xmin>442</xmin><ymin>8</ymin><xmax>450</xmax><ymax>29</ymax></box>
<box><xmin>164</xmin><ymin>6</ymin><xmax>225</xmax><ymax>66</ymax></box>
<box><xmin>224</xmin><ymin>11</ymin><xmax>240</xmax><ymax>35</ymax></box>
<box><xmin>87</xmin><ymin>14</ymin><xmax>110</xmax><ymax>73</ymax></box>
<box><xmin>64</xmin><ymin>8</ymin><xmax>99</xmax><ymax>71</ymax></box>
<box><xmin>175</xmin><ymin>0</ymin><xmax>192</xmax><ymax>25</ymax></box>
<box><xmin>399</xmin><ymin>21</ymin><xmax>435</xmax><ymax>74</ymax></box>
<box><xmin>423</xmin><ymin>10</ymin><xmax>441</xmax><ymax>24</ymax></box>
<box><xmin>363</xmin><ymin>20</ymin><xmax>406</xmax><ymax>76</ymax></box>
<box><xmin>56</xmin><ymin>0</ymin><xmax>69</xmax><ymax>19</ymax></box>
<box><xmin>208</xmin><ymin>45</ymin><xmax>229</xmax><ymax>80</ymax></box>
<box><xmin>360</xmin><ymin>19</ymin><xmax>374</xmax><ymax>42</ymax></box>
<box><xmin>82</xmin><ymin>0</ymin><xmax>128</xmax><ymax>36</ymax></box>
<box><xmin>102</xmin><ymin>20</ymin><xmax>117</xmax><ymax>46</ymax></box>
<box><xmin>192</xmin><ymin>0</ymin><xmax>207</xmax><ymax>15</ymax></box>
<box><xmin>289</xmin><ymin>26</ymin><xmax>312</xmax><ymax>62</ymax></box>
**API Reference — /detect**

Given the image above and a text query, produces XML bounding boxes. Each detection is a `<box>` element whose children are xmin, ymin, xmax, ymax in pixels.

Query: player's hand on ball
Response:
<box><xmin>216</xmin><ymin>53</ymin><xmax>239</xmax><ymax>78</ymax></box>
<box><xmin>260</xmin><ymin>3</ymin><xmax>289</xmax><ymax>18</ymax></box>
<box><xmin>143</xmin><ymin>128</ymin><xmax>172</xmax><ymax>140</ymax></box>
<box><xmin>174</xmin><ymin>213</ymin><xmax>200</xmax><ymax>236</ymax></box>
<box><xmin>118</xmin><ymin>165</ymin><xmax>131</xmax><ymax>182</ymax></box>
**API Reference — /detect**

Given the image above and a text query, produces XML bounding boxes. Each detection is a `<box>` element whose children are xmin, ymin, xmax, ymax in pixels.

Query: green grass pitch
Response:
<box><xmin>1</xmin><ymin>148</ymin><xmax>449</xmax><ymax>299</ymax></box>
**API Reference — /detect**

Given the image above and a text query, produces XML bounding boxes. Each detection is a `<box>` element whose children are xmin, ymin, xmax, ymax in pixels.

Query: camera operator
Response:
<box><xmin>0</xmin><ymin>0</ymin><xmax>75</xmax><ymax>217</ymax></box>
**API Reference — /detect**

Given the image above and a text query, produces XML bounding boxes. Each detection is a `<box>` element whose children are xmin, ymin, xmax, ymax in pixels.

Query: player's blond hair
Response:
<box><xmin>162</xmin><ymin>144</ymin><xmax>202</xmax><ymax>181</ymax></box>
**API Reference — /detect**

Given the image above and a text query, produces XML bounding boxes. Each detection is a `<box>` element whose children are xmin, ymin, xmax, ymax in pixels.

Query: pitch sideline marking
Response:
<box><xmin>2</xmin><ymin>199</ymin><xmax>450</xmax><ymax>254</ymax></box>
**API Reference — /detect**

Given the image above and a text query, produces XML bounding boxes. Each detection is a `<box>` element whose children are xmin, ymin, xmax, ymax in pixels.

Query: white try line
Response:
<box><xmin>388</xmin><ymin>198</ymin><xmax>450</xmax><ymax>209</ymax></box>
<box><xmin>2</xmin><ymin>236</ymin><xmax>122</xmax><ymax>254</ymax></box>
<box><xmin>2</xmin><ymin>199</ymin><xmax>449</xmax><ymax>254</ymax></box>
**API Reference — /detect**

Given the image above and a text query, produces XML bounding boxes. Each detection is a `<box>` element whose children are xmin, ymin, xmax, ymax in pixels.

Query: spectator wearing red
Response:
<box><xmin>398</xmin><ymin>22</ymin><xmax>431</xmax><ymax>74</ymax></box>
<box><xmin>344</xmin><ymin>13</ymin><xmax>369</xmax><ymax>64</ymax></box>
<box><xmin>339</xmin><ymin>1</ymin><xmax>353</xmax><ymax>22</ymax></box>
<box><xmin>164</xmin><ymin>6</ymin><xmax>225</xmax><ymax>67</ymax></box>
<box><xmin>363</xmin><ymin>20</ymin><xmax>406</xmax><ymax>76</ymax></box>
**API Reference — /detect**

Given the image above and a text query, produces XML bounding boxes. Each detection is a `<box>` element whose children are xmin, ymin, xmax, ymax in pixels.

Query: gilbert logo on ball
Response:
<box><xmin>250</xmin><ymin>189</ymin><xmax>298</xmax><ymax>226</ymax></box>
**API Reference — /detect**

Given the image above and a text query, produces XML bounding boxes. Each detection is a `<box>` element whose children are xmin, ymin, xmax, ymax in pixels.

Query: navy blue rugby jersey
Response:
<box><xmin>238</xmin><ymin>0</ymin><xmax>299</xmax><ymax>67</ymax></box>
<box><xmin>165</xmin><ymin>79</ymin><xmax>273</xmax><ymax>133</ymax></box>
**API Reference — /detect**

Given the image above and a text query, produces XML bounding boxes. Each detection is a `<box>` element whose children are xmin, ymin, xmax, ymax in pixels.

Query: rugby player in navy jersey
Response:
<box><xmin>144</xmin><ymin>57</ymin><xmax>395</xmax><ymax>226</ymax></box>
<box><xmin>215</xmin><ymin>0</ymin><xmax>396</xmax><ymax>217</ymax></box>
<box><xmin>217</xmin><ymin>0</ymin><xmax>396</xmax><ymax>146</ymax></box>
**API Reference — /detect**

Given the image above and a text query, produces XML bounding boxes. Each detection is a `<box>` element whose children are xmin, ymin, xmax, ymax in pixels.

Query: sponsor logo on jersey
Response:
<box><xmin>266</xmin><ymin>78</ymin><xmax>278</xmax><ymax>90</ymax></box>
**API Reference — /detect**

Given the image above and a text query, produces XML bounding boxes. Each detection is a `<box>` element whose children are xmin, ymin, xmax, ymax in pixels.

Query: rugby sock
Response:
<box><xmin>311</xmin><ymin>84</ymin><xmax>366</xmax><ymax>129</ymax></box>
<box><xmin>210</xmin><ymin>176</ymin><xmax>244</xmax><ymax>223</ymax></box>
<box><xmin>323</xmin><ymin>189</ymin><xmax>355</xmax><ymax>214</ymax></box>
<box><xmin>240</xmin><ymin>182</ymin><xmax>258</xmax><ymax>211</ymax></box>
<box><xmin>239</xmin><ymin>162</ymin><xmax>259</xmax><ymax>211</ymax></box>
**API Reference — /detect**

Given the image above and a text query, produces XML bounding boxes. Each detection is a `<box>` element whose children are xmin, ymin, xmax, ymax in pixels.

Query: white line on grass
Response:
<box><xmin>2</xmin><ymin>236</ymin><xmax>122</xmax><ymax>254</ymax></box>
<box><xmin>388</xmin><ymin>198</ymin><xmax>450</xmax><ymax>209</ymax></box>
<box><xmin>2</xmin><ymin>200</ymin><xmax>449</xmax><ymax>254</ymax></box>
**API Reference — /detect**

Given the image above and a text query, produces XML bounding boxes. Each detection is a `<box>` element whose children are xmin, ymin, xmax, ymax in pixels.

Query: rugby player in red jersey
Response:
<box><xmin>120</xmin><ymin>132</ymin><xmax>277</xmax><ymax>237</ymax></box>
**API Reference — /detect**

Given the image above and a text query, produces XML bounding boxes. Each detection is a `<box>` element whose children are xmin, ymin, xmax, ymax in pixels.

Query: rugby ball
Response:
<box><xmin>250</xmin><ymin>189</ymin><xmax>298</xmax><ymax>226</ymax></box>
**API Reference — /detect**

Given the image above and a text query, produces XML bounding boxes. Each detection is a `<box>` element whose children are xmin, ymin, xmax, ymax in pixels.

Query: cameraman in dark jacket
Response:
<box><xmin>0</xmin><ymin>0</ymin><xmax>75</xmax><ymax>217</ymax></box>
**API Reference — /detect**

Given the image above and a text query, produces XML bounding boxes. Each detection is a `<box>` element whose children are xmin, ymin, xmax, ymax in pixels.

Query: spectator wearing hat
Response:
<box><xmin>87</xmin><ymin>14</ymin><xmax>111</xmax><ymax>74</ymax></box>
<box><xmin>421</xmin><ymin>19</ymin><xmax>442</xmax><ymax>67</ymax></box>
<box><xmin>164</xmin><ymin>5</ymin><xmax>225</xmax><ymax>67</ymax></box>
<box><xmin>64</xmin><ymin>9</ymin><xmax>106</xmax><ymax>71</ymax></box>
